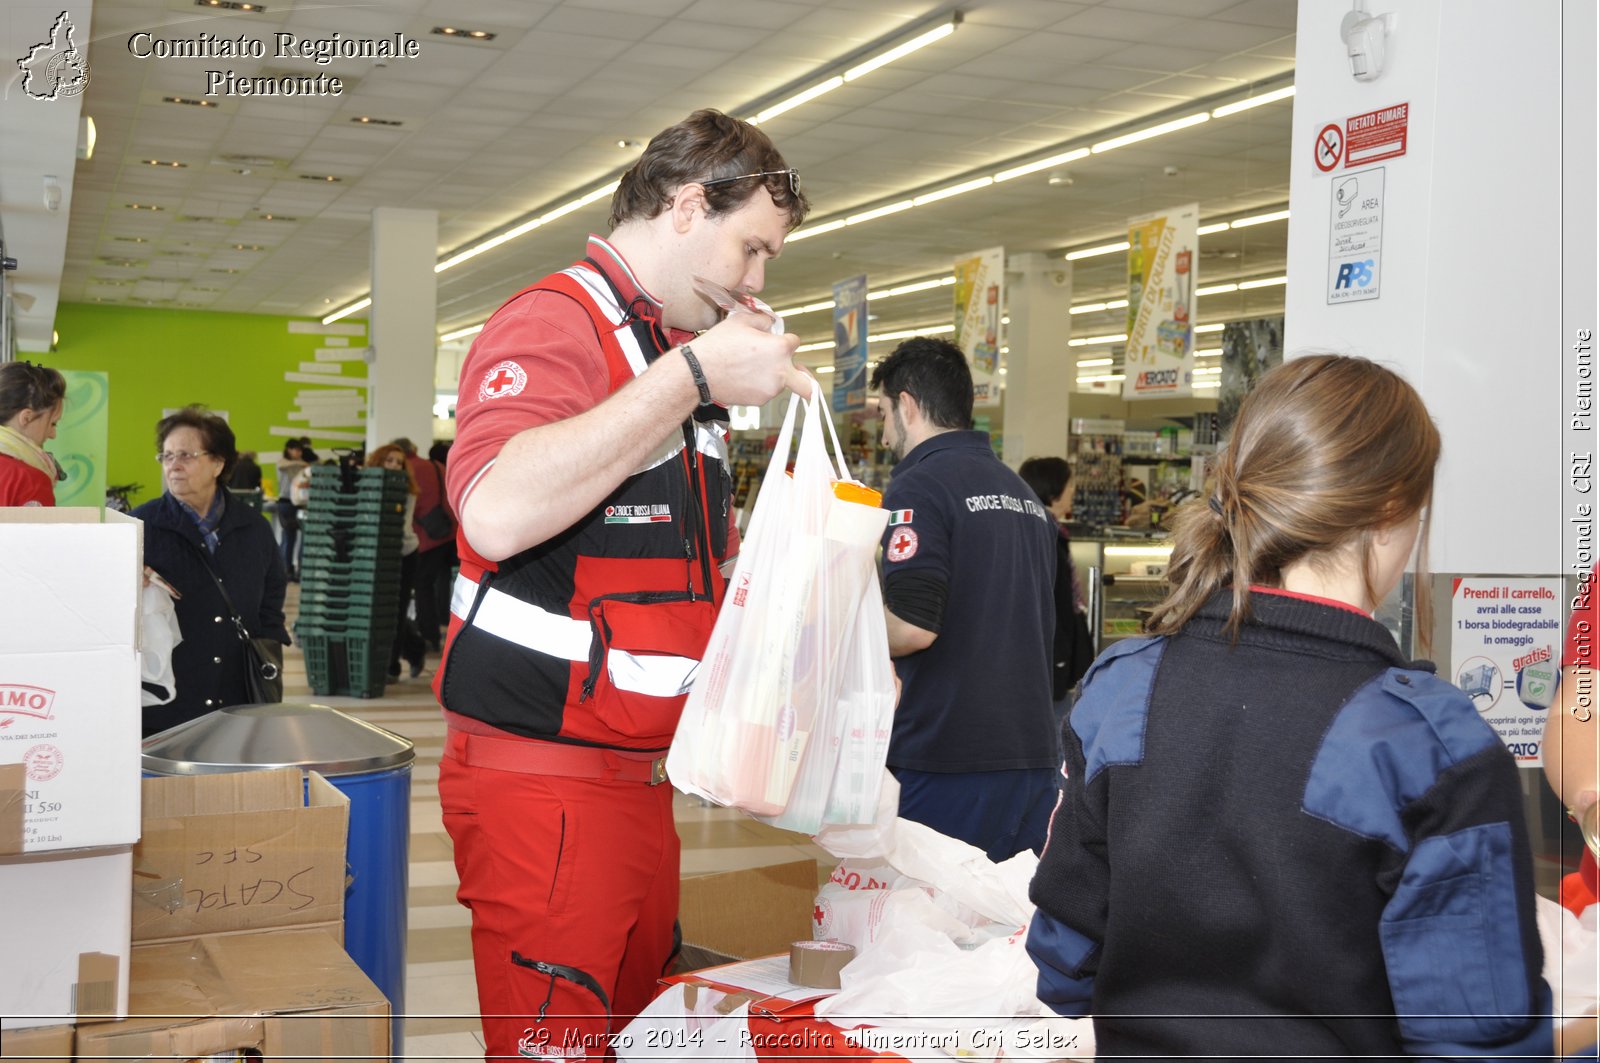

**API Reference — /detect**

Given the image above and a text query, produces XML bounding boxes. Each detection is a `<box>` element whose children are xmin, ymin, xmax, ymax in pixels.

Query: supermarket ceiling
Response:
<box><xmin>2</xmin><ymin>0</ymin><xmax>1299</xmax><ymax>364</ymax></box>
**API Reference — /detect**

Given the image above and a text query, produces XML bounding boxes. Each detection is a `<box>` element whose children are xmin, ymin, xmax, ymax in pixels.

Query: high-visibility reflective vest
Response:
<box><xmin>436</xmin><ymin>262</ymin><xmax>732</xmax><ymax>750</ymax></box>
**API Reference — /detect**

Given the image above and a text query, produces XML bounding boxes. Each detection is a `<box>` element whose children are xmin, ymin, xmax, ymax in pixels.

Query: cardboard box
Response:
<box><xmin>0</xmin><ymin>846</ymin><xmax>133</xmax><ymax>1031</ymax></box>
<box><xmin>0</xmin><ymin>1018</ymin><xmax>73</xmax><ymax>1060</ymax></box>
<box><xmin>75</xmin><ymin>928</ymin><xmax>389</xmax><ymax>1062</ymax></box>
<box><xmin>132</xmin><ymin>769</ymin><xmax>349</xmax><ymax>943</ymax></box>
<box><xmin>676</xmin><ymin>859</ymin><xmax>818</xmax><ymax>969</ymax></box>
<box><xmin>0</xmin><ymin>508</ymin><xmax>142</xmax><ymax>855</ymax></box>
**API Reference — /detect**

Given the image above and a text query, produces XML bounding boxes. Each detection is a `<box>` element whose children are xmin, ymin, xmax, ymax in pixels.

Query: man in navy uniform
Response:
<box><xmin>872</xmin><ymin>337</ymin><xmax>1059</xmax><ymax>861</ymax></box>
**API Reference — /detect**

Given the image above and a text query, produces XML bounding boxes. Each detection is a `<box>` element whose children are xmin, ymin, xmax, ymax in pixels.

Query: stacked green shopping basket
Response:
<box><xmin>294</xmin><ymin>464</ymin><xmax>408</xmax><ymax>697</ymax></box>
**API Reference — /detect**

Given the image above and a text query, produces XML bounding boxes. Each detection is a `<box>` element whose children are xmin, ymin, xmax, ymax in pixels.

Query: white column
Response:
<box><xmin>366</xmin><ymin>207</ymin><xmax>439</xmax><ymax>452</ymax></box>
<box><xmin>1000</xmin><ymin>252</ymin><xmax>1074</xmax><ymax>464</ymax></box>
<box><xmin>1284</xmin><ymin>0</ymin><xmax>1590</xmax><ymax>577</ymax></box>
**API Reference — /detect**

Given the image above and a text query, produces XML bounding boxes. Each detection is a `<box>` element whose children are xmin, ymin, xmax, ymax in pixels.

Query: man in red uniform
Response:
<box><xmin>434</xmin><ymin>109</ymin><xmax>810</xmax><ymax>1060</ymax></box>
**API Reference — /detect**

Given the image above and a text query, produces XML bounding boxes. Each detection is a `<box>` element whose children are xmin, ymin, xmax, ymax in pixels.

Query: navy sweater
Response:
<box><xmin>1027</xmin><ymin>589</ymin><xmax>1551</xmax><ymax>1061</ymax></box>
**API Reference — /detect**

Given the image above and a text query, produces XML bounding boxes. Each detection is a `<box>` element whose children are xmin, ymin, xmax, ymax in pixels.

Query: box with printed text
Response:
<box><xmin>0</xmin><ymin>508</ymin><xmax>142</xmax><ymax>855</ymax></box>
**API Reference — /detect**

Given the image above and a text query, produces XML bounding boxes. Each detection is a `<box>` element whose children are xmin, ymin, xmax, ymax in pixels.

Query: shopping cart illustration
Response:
<box><xmin>1458</xmin><ymin>663</ymin><xmax>1498</xmax><ymax>699</ymax></box>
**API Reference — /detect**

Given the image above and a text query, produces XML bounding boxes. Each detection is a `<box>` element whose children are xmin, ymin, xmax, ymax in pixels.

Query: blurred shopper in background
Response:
<box><xmin>368</xmin><ymin>443</ymin><xmax>427</xmax><ymax>680</ymax></box>
<box><xmin>1028</xmin><ymin>355</ymin><xmax>1550</xmax><ymax>1060</ymax></box>
<box><xmin>872</xmin><ymin>337</ymin><xmax>1058</xmax><ymax>862</ymax></box>
<box><xmin>136</xmin><ymin>406</ymin><xmax>289</xmax><ymax>737</ymax></box>
<box><xmin>0</xmin><ymin>360</ymin><xmax>67</xmax><ymax>507</ymax></box>
<box><xmin>410</xmin><ymin>439</ymin><xmax>456</xmax><ymax>652</ymax></box>
<box><xmin>229</xmin><ymin>450</ymin><xmax>263</xmax><ymax>491</ymax></box>
<box><xmin>1018</xmin><ymin>455</ymin><xmax>1093</xmax><ymax>739</ymax></box>
<box><xmin>273</xmin><ymin>437</ymin><xmax>315</xmax><ymax>581</ymax></box>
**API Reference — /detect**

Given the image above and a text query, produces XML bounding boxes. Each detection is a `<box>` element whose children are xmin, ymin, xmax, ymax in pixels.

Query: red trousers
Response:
<box><xmin>439</xmin><ymin>753</ymin><xmax>680</xmax><ymax>1061</ymax></box>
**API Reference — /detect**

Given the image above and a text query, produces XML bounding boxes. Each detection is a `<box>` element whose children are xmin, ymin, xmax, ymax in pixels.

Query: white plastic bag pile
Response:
<box><xmin>809</xmin><ymin>777</ymin><xmax>1095</xmax><ymax>1061</ymax></box>
<box><xmin>668</xmin><ymin>384</ymin><xmax>895</xmax><ymax>834</ymax></box>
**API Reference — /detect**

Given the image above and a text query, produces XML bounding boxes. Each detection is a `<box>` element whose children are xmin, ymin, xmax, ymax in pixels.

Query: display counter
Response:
<box><xmin>1066</xmin><ymin>535</ymin><xmax>1174</xmax><ymax>648</ymax></box>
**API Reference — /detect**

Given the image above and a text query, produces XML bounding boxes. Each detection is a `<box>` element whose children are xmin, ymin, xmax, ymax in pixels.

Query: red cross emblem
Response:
<box><xmin>478</xmin><ymin>359</ymin><xmax>527</xmax><ymax>401</ymax></box>
<box><xmin>886</xmin><ymin>526</ymin><xmax>918</xmax><ymax>562</ymax></box>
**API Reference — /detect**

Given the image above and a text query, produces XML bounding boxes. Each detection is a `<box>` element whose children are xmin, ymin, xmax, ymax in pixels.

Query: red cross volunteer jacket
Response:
<box><xmin>434</xmin><ymin>255</ymin><xmax>734</xmax><ymax>752</ymax></box>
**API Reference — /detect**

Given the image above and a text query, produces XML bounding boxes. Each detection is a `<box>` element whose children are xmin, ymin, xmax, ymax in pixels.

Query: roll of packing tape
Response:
<box><xmin>789</xmin><ymin>939</ymin><xmax>856</xmax><ymax>989</ymax></box>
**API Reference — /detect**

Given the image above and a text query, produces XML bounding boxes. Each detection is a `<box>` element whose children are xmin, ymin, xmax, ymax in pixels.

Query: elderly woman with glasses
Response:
<box><xmin>133</xmin><ymin>405</ymin><xmax>289</xmax><ymax>737</ymax></box>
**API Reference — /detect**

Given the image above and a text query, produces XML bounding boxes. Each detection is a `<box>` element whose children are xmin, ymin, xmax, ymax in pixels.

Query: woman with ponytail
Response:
<box><xmin>1026</xmin><ymin>355</ymin><xmax>1550</xmax><ymax>1060</ymax></box>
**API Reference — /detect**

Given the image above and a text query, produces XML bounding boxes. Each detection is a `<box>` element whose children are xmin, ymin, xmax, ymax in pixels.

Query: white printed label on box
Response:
<box><xmin>1449</xmin><ymin>578</ymin><xmax>1565</xmax><ymax>766</ymax></box>
<box><xmin>0</xmin><ymin>648</ymin><xmax>142</xmax><ymax>852</ymax></box>
<box><xmin>1327</xmin><ymin>166</ymin><xmax>1385</xmax><ymax>304</ymax></box>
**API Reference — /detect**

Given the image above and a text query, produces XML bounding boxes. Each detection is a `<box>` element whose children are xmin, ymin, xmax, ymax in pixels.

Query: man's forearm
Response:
<box><xmin>461</xmin><ymin>350</ymin><xmax>701</xmax><ymax>561</ymax></box>
<box><xmin>885</xmin><ymin>607</ymin><xmax>937</xmax><ymax>657</ymax></box>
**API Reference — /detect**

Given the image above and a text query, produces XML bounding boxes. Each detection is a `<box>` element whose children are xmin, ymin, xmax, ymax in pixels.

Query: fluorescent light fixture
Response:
<box><xmin>1193</xmin><ymin>379</ymin><xmax>1221</xmax><ymax>389</ymax></box>
<box><xmin>814</xmin><ymin>364</ymin><xmax>836</xmax><ymax>374</ymax></box>
<box><xmin>1077</xmin><ymin>357</ymin><xmax>1114</xmax><ymax>368</ymax></box>
<box><xmin>993</xmin><ymin>148</ymin><xmax>1091</xmax><ymax>183</ymax></box>
<box><xmin>1071</xmin><ymin>301</ymin><xmax>1110</xmax><ymax>315</ymax></box>
<box><xmin>1196</xmin><ymin>282</ymin><xmax>1239</xmax><ymax>296</ymax></box>
<box><xmin>1065</xmin><ymin>241</ymin><xmax>1130</xmax><ymax>262</ymax></box>
<box><xmin>1068</xmin><ymin>333</ymin><xmax>1128</xmax><ymax>347</ymax></box>
<box><xmin>913</xmin><ymin>176</ymin><xmax>993</xmax><ymax>206</ymax></box>
<box><xmin>876</xmin><ymin>277</ymin><xmax>954</xmax><ymax>299</ymax></box>
<box><xmin>872</xmin><ymin>323</ymin><xmax>956</xmax><ymax>342</ymax></box>
<box><xmin>1194</xmin><ymin>323</ymin><xmax>1225</xmax><ymax>333</ymax></box>
<box><xmin>786</xmin><ymin>219</ymin><xmax>847</xmax><ymax>242</ymax></box>
<box><xmin>1237</xmin><ymin>275</ymin><xmax>1288</xmax><ymax>289</ymax></box>
<box><xmin>753</xmin><ymin>76</ymin><xmax>844</xmax><ymax>124</ymax></box>
<box><xmin>844</xmin><ymin>18</ymin><xmax>958</xmax><ymax>81</ymax></box>
<box><xmin>1210</xmin><ymin>85</ymin><xmax>1296</xmax><ymax>118</ymax></box>
<box><xmin>1197</xmin><ymin>222</ymin><xmax>1231</xmax><ymax>235</ymax></box>
<box><xmin>441</xmin><ymin>323</ymin><xmax>485</xmax><ymax>343</ymax></box>
<box><xmin>1092</xmin><ymin>113</ymin><xmax>1210</xmax><ymax>154</ymax></box>
<box><xmin>1104</xmin><ymin>545</ymin><xmax>1171</xmax><ymax>556</ymax></box>
<box><xmin>1230</xmin><ymin>209</ymin><xmax>1291</xmax><ymax>229</ymax></box>
<box><xmin>323</xmin><ymin>297</ymin><xmax>371</xmax><ymax>325</ymax></box>
<box><xmin>1194</xmin><ymin>366</ymin><xmax>1221</xmax><ymax>375</ymax></box>
<box><xmin>1195</xmin><ymin>348</ymin><xmax>1222</xmax><ymax>357</ymax></box>
<box><xmin>847</xmin><ymin>200</ymin><xmax>915</xmax><ymax>225</ymax></box>
<box><xmin>1078</xmin><ymin>373</ymin><xmax>1126</xmax><ymax>383</ymax></box>
<box><xmin>796</xmin><ymin>340</ymin><xmax>831</xmax><ymax>353</ymax></box>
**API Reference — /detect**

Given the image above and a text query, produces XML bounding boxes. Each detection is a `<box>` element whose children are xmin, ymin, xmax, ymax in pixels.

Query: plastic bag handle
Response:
<box><xmin>807</xmin><ymin>376</ymin><xmax>858</xmax><ymax>484</ymax></box>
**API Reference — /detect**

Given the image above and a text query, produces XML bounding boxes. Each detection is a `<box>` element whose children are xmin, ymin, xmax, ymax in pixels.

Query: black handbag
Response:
<box><xmin>190</xmin><ymin>543</ymin><xmax>285</xmax><ymax>704</ymax></box>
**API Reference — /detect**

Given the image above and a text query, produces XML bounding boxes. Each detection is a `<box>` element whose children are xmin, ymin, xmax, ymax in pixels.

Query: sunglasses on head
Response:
<box><xmin>700</xmin><ymin>168</ymin><xmax>800</xmax><ymax>198</ymax></box>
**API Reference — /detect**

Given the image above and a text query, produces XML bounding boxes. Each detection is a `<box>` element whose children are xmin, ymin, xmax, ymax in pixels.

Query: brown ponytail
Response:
<box><xmin>1145</xmin><ymin>354</ymin><xmax>1440</xmax><ymax>650</ymax></box>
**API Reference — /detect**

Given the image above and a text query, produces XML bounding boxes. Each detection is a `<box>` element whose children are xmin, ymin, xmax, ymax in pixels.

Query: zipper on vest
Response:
<box><xmin>681</xmin><ymin>421</ymin><xmax>716</xmax><ymax>604</ymax></box>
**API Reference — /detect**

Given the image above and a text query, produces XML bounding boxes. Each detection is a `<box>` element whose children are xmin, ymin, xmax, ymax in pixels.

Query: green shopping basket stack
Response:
<box><xmin>294</xmin><ymin>464</ymin><xmax>408</xmax><ymax>697</ymax></box>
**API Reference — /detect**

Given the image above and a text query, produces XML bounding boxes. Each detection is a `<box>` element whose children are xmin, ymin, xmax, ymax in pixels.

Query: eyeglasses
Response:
<box><xmin>156</xmin><ymin>450</ymin><xmax>211</xmax><ymax>466</ymax></box>
<box><xmin>700</xmin><ymin>168</ymin><xmax>800</xmax><ymax>198</ymax></box>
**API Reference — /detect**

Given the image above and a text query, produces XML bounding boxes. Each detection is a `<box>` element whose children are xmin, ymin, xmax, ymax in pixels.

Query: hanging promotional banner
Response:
<box><xmin>831</xmin><ymin>274</ymin><xmax>869</xmax><ymax>414</ymax></box>
<box><xmin>52</xmin><ymin>371</ymin><xmax>109</xmax><ymax>507</ymax></box>
<box><xmin>953</xmin><ymin>246</ymin><xmax>1004</xmax><ymax>408</ymax></box>
<box><xmin>1449</xmin><ymin>577</ymin><xmax>1564</xmax><ymax>767</ymax></box>
<box><xmin>1123</xmin><ymin>203</ymin><xmax>1198</xmax><ymax>400</ymax></box>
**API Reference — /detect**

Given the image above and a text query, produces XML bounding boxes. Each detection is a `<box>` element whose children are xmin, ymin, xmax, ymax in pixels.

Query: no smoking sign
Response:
<box><xmin>1314</xmin><ymin>123</ymin><xmax>1344</xmax><ymax>172</ymax></box>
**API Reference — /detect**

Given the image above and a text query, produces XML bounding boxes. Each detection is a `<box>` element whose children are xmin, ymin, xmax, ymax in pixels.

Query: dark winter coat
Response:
<box><xmin>135</xmin><ymin>489</ymin><xmax>289</xmax><ymax>737</ymax></box>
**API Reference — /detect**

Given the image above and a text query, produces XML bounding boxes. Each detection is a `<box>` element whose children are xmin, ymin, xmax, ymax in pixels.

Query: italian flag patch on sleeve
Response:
<box><xmin>888</xmin><ymin>508</ymin><xmax>914</xmax><ymax>526</ymax></box>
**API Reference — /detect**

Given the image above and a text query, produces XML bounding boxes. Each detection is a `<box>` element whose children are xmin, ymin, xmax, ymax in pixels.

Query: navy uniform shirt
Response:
<box><xmin>880</xmin><ymin>430</ymin><xmax>1058</xmax><ymax>772</ymax></box>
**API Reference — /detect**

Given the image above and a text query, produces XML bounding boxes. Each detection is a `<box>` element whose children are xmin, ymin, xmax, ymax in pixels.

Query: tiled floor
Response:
<box><xmin>280</xmin><ymin>586</ymin><xmax>831</xmax><ymax>1062</ymax></box>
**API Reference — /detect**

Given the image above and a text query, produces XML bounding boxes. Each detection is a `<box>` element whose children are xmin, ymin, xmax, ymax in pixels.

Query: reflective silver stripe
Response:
<box><xmin>451</xmin><ymin>574</ymin><xmax>591</xmax><ymax>662</ymax></box>
<box><xmin>609</xmin><ymin>650</ymin><xmax>699</xmax><ymax>697</ymax></box>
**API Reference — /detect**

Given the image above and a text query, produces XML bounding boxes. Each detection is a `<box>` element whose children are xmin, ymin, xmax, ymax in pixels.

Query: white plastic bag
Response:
<box><xmin>614</xmin><ymin>981</ymin><xmax>756</xmax><ymax>1063</ymax></box>
<box><xmin>139</xmin><ymin>581</ymin><xmax>181</xmax><ymax>707</ymax></box>
<box><xmin>669</xmin><ymin>384</ymin><xmax>888</xmax><ymax>821</ymax></box>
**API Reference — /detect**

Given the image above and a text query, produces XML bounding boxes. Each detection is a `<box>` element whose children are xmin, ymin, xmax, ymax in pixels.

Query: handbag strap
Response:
<box><xmin>182</xmin><ymin>535</ymin><xmax>255</xmax><ymax>645</ymax></box>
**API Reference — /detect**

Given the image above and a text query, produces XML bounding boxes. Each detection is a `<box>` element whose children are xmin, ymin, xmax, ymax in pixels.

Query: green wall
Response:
<box><xmin>40</xmin><ymin>303</ymin><xmax>362</xmax><ymax>507</ymax></box>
